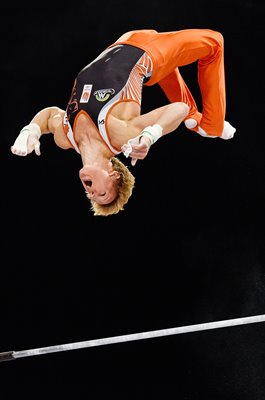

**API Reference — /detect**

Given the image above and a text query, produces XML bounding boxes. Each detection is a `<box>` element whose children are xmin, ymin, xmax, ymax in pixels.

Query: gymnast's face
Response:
<box><xmin>79</xmin><ymin>164</ymin><xmax>120</xmax><ymax>205</ymax></box>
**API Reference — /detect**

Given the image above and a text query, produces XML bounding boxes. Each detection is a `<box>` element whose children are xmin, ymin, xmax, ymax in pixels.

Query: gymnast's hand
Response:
<box><xmin>121</xmin><ymin>134</ymin><xmax>152</xmax><ymax>166</ymax></box>
<box><xmin>11</xmin><ymin>123</ymin><xmax>41</xmax><ymax>156</ymax></box>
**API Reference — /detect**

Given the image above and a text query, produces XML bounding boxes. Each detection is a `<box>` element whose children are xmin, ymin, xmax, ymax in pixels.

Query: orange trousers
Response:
<box><xmin>111</xmin><ymin>29</ymin><xmax>226</xmax><ymax>136</ymax></box>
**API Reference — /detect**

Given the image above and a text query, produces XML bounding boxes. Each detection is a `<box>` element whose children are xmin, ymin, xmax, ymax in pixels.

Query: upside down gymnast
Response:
<box><xmin>11</xmin><ymin>28</ymin><xmax>236</xmax><ymax>216</ymax></box>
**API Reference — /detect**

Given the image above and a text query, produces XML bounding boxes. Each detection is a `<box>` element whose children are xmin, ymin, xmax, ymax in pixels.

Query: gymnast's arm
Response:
<box><xmin>133</xmin><ymin>102</ymin><xmax>189</xmax><ymax>135</ymax></box>
<box><xmin>10</xmin><ymin>106</ymin><xmax>66</xmax><ymax>156</ymax></box>
<box><xmin>121</xmin><ymin>101</ymin><xmax>189</xmax><ymax>164</ymax></box>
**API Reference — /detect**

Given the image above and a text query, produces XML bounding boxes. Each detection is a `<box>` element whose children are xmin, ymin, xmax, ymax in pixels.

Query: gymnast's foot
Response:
<box><xmin>184</xmin><ymin>118</ymin><xmax>236</xmax><ymax>140</ymax></box>
<box><xmin>220</xmin><ymin>121</ymin><xmax>236</xmax><ymax>140</ymax></box>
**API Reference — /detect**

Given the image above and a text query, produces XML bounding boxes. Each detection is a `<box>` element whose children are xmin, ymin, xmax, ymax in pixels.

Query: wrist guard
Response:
<box><xmin>140</xmin><ymin>124</ymin><xmax>163</xmax><ymax>145</ymax></box>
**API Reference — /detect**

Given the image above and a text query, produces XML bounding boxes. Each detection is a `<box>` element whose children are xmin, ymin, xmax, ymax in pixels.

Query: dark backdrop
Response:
<box><xmin>1</xmin><ymin>1</ymin><xmax>265</xmax><ymax>399</ymax></box>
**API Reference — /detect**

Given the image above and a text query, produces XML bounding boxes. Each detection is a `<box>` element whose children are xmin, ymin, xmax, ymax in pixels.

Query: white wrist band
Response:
<box><xmin>20</xmin><ymin>123</ymin><xmax>41</xmax><ymax>139</ymax></box>
<box><xmin>140</xmin><ymin>124</ymin><xmax>163</xmax><ymax>145</ymax></box>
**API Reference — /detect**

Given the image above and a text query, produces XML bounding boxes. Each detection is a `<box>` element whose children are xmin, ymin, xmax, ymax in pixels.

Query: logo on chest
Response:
<box><xmin>80</xmin><ymin>84</ymin><xmax>93</xmax><ymax>103</ymax></box>
<box><xmin>93</xmin><ymin>88</ymin><xmax>115</xmax><ymax>102</ymax></box>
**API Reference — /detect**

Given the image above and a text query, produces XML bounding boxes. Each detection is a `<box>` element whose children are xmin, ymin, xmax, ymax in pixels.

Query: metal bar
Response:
<box><xmin>1</xmin><ymin>314</ymin><xmax>264</xmax><ymax>362</ymax></box>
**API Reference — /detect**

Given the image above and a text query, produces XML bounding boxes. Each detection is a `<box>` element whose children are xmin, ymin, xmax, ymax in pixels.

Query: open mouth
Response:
<box><xmin>84</xmin><ymin>179</ymin><xmax>92</xmax><ymax>187</ymax></box>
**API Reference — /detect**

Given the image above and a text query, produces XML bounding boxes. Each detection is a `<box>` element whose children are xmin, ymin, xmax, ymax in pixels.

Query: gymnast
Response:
<box><xmin>11</xmin><ymin>28</ymin><xmax>236</xmax><ymax>216</ymax></box>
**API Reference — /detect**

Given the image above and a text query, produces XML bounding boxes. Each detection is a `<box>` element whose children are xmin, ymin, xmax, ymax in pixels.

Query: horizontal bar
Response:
<box><xmin>1</xmin><ymin>314</ymin><xmax>264</xmax><ymax>362</ymax></box>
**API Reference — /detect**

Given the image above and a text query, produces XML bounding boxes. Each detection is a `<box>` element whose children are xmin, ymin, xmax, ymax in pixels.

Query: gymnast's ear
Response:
<box><xmin>109</xmin><ymin>171</ymin><xmax>120</xmax><ymax>179</ymax></box>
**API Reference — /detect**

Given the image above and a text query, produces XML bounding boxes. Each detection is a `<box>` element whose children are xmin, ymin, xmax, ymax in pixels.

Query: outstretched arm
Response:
<box><xmin>132</xmin><ymin>102</ymin><xmax>190</xmax><ymax>135</ymax></box>
<box><xmin>11</xmin><ymin>106</ymin><xmax>65</xmax><ymax>156</ymax></box>
<box><xmin>122</xmin><ymin>102</ymin><xmax>189</xmax><ymax>165</ymax></box>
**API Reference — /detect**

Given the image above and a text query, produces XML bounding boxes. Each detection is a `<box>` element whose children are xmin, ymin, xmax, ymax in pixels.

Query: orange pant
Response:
<box><xmin>111</xmin><ymin>29</ymin><xmax>226</xmax><ymax>136</ymax></box>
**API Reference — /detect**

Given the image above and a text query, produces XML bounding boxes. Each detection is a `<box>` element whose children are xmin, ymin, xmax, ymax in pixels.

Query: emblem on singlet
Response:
<box><xmin>80</xmin><ymin>84</ymin><xmax>93</xmax><ymax>103</ymax></box>
<box><xmin>93</xmin><ymin>88</ymin><xmax>115</xmax><ymax>102</ymax></box>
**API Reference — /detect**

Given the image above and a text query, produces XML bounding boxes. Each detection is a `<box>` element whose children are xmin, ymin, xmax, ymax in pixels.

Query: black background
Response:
<box><xmin>1</xmin><ymin>1</ymin><xmax>265</xmax><ymax>399</ymax></box>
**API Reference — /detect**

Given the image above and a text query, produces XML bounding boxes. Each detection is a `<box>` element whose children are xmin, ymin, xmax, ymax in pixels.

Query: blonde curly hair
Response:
<box><xmin>88</xmin><ymin>157</ymin><xmax>135</xmax><ymax>216</ymax></box>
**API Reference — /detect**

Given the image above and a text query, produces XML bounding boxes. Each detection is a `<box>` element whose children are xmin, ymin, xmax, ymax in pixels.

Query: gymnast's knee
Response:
<box><xmin>209</xmin><ymin>30</ymin><xmax>224</xmax><ymax>48</ymax></box>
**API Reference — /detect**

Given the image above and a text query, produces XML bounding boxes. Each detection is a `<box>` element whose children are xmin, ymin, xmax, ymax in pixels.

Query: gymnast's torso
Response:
<box><xmin>62</xmin><ymin>44</ymin><xmax>153</xmax><ymax>154</ymax></box>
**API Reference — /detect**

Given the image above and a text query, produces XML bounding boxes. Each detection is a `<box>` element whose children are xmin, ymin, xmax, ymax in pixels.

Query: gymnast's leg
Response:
<box><xmin>148</xmin><ymin>29</ymin><xmax>235</xmax><ymax>137</ymax></box>
<box><xmin>158</xmin><ymin>67</ymin><xmax>202</xmax><ymax>133</ymax></box>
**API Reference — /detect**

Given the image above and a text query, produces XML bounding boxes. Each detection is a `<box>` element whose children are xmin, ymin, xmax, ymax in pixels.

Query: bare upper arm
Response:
<box><xmin>131</xmin><ymin>102</ymin><xmax>189</xmax><ymax>135</ymax></box>
<box><xmin>47</xmin><ymin>107</ymin><xmax>66</xmax><ymax>133</ymax></box>
<box><xmin>30</xmin><ymin>106</ymin><xmax>71</xmax><ymax>149</ymax></box>
<box><xmin>31</xmin><ymin>106</ymin><xmax>66</xmax><ymax>134</ymax></box>
<box><xmin>131</xmin><ymin>104</ymin><xmax>172</xmax><ymax>130</ymax></box>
